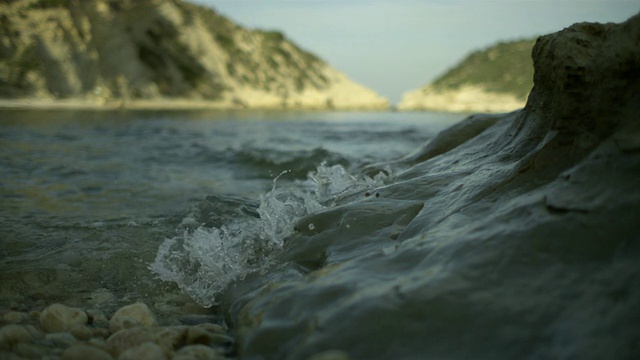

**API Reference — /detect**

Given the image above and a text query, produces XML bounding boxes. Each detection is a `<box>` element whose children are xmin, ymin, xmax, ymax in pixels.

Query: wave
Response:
<box><xmin>150</xmin><ymin>163</ymin><xmax>390</xmax><ymax>306</ymax></box>
<box><xmin>234</xmin><ymin>146</ymin><xmax>351</xmax><ymax>180</ymax></box>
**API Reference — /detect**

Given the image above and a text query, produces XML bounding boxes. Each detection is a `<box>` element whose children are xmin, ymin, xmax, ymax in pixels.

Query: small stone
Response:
<box><xmin>29</xmin><ymin>310</ymin><xmax>42</xmax><ymax>319</ymax></box>
<box><xmin>207</xmin><ymin>333</ymin><xmax>234</xmax><ymax>346</ymax></box>
<box><xmin>107</xmin><ymin>328</ymin><xmax>155</xmax><ymax>356</ymax></box>
<box><xmin>3</xmin><ymin>311</ymin><xmax>28</xmax><ymax>324</ymax></box>
<box><xmin>69</xmin><ymin>324</ymin><xmax>93</xmax><ymax>341</ymax></box>
<box><xmin>307</xmin><ymin>349</ymin><xmax>352</xmax><ymax>360</ymax></box>
<box><xmin>184</xmin><ymin>326</ymin><xmax>215</xmax><ymax>346</ymax></box>
<box><xmin>109</xmin><ymin>303</ymin><xmax>156</xmax><ymax>333</ymax></box>
<box><xmin>178</xmin><ymin>315</ymin><xmax>220</xmax><ymax>326</ymax></box>
<box><xmin>62</xmin><ymin>343</ymin><xmax>113</xmax><ymax>360</ymax></box>
<box><xmin>194</xmin><ymin>323</ymin><xmax>226</xmax><ymax>335</ymax></box>
<box><xmin>14</xmin><ymin>342</ymin><xmax>50</xmax><ymax>358</ymax></box>
<box><xmin>91</xmin><ymin>327</ymin><xmax>111</xmax><ymax>339</ymax></box>
<box><xmin>86</xmin><ymin>309</ymin><xmax>109</xmax><ymax>327</ymax></box>
<box><xmin>40</xmin><ymin>304</ymin><xmax>88</xmax><ymax>333</ymax></box>
<box><xmin>45</xmin><ymin>332</ymin><xmax>77</xmax><ymax>348</ymax></box>
<box><xmin>0</xmin><ymin>324</ymin><xmax>34</xmax><ymax>350</ymax></box>
<box><xmin>106</xmin><ymin>327</ymin><xmax>173</xmax><ymax>357</ymax></box>
<box><xmin>25</xmin><ymin>325</ymin><xmax>44</xmax><ymax>340</ymax></box>
<box><xmin>86</xmin><ymin>337</ymin><xmax>109</xmax><ymax>352</ymax></box>
<box><xmin>118</xmin><ymin>342</ymin><xmax>166</xmax><ymax>360</ymax></box>
<box><xmin>173</xmin><ymin>344</ymin><xmax>224</xmax><ymax>360</ymax></box>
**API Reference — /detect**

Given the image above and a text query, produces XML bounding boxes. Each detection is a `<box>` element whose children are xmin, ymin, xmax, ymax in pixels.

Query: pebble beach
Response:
<box><xmin>0</xmin><ymin>301</ymin><xmax>234</xmax><ymax>360</ymax></box>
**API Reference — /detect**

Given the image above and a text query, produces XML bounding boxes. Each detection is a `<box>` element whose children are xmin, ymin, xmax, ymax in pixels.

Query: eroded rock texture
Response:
<box><xmin>221</xmin><ymin>14</ymin><xmax>640</xmax><ymax>360</ymax></box>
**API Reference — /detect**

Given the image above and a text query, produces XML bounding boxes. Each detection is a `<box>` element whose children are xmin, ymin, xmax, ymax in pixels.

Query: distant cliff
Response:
<box><xmin>398</xmin><ymin>39</ymin><xmax>535</xmax><ymax>113</ymax></box>
<box><xmin>0</xmin><ymin>0</ymin><xmax>389</xmax><ymax>110</ymax></box>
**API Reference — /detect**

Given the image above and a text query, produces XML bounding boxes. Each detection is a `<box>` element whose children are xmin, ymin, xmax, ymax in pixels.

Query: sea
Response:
<box><xmin>0</xmin><ymin>109</ymin><xmax>463</xmax><ymax>312</ymax></box>
<box><xmin>2</xmin><ymin>108</ymin><xmax>639</xmax><ymax>359</ymax></box>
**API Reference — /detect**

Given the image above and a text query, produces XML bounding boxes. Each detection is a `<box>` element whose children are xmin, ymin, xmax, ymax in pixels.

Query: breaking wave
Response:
<box><xmin>150</xmin><ymin>163</ymin><xmax>389</xmax><ymax>307</ymax></box>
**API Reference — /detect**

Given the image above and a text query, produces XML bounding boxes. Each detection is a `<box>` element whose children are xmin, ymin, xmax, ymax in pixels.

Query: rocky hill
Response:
<box><xmin>398</xmin><ymin>38</ymin><xmax>536</xmax><ymax>113</ymax></box>
<box><xmin>0</xmin><ymin>0</ymin><xmax>389</xmax><ymax>110</ymax></box>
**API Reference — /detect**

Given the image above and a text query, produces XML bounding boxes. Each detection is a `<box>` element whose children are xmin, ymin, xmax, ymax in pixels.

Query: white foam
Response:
<box><xmin>150</xmin><ymin>163</ymin><xmax>389</xmax><ymax>307</ymax></box>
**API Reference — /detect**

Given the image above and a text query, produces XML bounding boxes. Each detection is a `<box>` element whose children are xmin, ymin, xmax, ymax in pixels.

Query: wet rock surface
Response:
<box><xmin>221</xmin><ymin>14</ymin><xmax>640</xmax><ymax>360</ymax></box>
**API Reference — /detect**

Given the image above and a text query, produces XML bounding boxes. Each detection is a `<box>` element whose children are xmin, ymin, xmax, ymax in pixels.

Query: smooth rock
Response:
<box><xmin>224</xmin><ymin>13</ymin><xmax>640</xmax><ymax>360</ymax></box>
<box><xmin>0</xmin><ymin>324</ymin><xmax>34</xmax><ymax>350</ymax></box>
<box><xmin>117</xmin><ymin>342</ymin><xmax>166</xmax><ymax>360</ymax></box>
<box><xmin>207</xmin><ymin>333</ymin><xmax>233</xmax><ymax>346</ymax></box>
<box><xmin>86</xmin><ymin>337</ymin><xmax>110</xmax><ymax>353</ymax></box>
<box><xmin>0</xmin><ymin>352</ymin><xmax>21</xmax><ymax>360</ymax></box>
<box><xmin>45</xmin><ymin>332</ymin><xmax>78</xmax><ymax>348</ymax></box>
<box><xmin>307</xmin><ymin>349</ymin><xmax>352</xmax><ymax>360</ymax></box>
<box><xmin>2</xmin><ymin>311</ymin><xmax>28</xmax><ymax>324</ymax></box>
<box><xmin>14</xmin><ymin>342</ymin><xmax>50</xmax><ymax>358</ymax></box>
<box><xmin>173</xmin><ymin>344</ymin><xmax>224</xmax><ymax>360</ymax></box>
<box><xmin>86</xmin><ymin>309</ymin><xmax>109</xmax><ymax>327</ymax></box>
<box><xmin>107</xmin><ymin>327</ymin><xmax>175</xmax><ymax>357</ymax></box>
<box><xmin>91</xmin><ymin>327</ymin><xmax>111</xmax><ymax>339</ymax></box>
<box><xmin>39</xmin><ymin>304</ymin><xmax>88</xmax><ymax>333</ymax></box>
<box><xmin>184</xmin><ymin>326</ymin><xmax>216</xmax><ymax>346</ymax></box>
<box><xmin>62</xmin><ymin>343</ymin><xmax>114</xmax><ymax>360</ymax></box>
<box><xmin>109</xmin><ymin>303</ymin><xmax>157</xmax><ymax>333</ymax></box>
<box><xmin>194</xmin><ymin>323</ymin><xmax>226</xmax><ymax>335</ymax></box>
<box><xmin>69</xmin><ymin>324</ymin><xmax>93</xmax><ymax>341</ymax></box>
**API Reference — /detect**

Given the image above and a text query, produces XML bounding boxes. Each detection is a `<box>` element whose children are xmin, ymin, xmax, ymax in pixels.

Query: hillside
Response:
<box><xmin>398</xmin><ymin>38</ymin><xmax>536</xmax><ymax>113</ymax></box>
<box><xmin>0</xmin><ymin>0</ymin><xmax>389</xmax><ymax>110</ymax></box>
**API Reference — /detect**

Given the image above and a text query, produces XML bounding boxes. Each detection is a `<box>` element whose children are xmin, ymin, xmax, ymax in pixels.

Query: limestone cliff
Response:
<box><xmin>0</xmin><ymin>0</ymin><xmax>389</xmax><ymax>110</ymax></box>
<box><xmin>398</xmin><ymin>39</ymin><xmax>535</xmax><ymax>113</ymax></box>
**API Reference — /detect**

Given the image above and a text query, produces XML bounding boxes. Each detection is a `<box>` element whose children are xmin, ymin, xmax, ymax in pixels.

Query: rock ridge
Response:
<box><xmin>220</xmin><ymin>14</ymin><xmax>640</xmax><ymax>359</ymax></box>
<box><xmin>0</xmin><ymin>0</ymin><xmax>389</xmax><ymax>110</ymax></box>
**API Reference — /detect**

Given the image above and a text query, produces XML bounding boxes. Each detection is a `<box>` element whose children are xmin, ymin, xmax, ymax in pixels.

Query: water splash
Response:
<box><xmin>150</xmin><ymin>163</ymin><xmax>389</xmax><ymax>307</ymax></box>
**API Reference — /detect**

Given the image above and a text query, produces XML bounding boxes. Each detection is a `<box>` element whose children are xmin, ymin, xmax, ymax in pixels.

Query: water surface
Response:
<box><xmin>0</xmin><ymin>109</ymin><xmax>464</xmax><ymax>313</ymax></box>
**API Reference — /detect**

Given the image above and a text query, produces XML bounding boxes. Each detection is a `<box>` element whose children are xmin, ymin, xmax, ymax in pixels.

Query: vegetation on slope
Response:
<box><xmin>430</xmin><ymin>39</ymin><xmax>536</xmax><ymax>100</ymax></box>
<box><xmin>0</xmin><ymin>0</ymin><xmax>334</xmax><ymax>102</ymax></box>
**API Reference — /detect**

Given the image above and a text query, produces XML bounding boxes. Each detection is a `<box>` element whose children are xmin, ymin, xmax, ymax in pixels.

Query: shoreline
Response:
<box><xmin>0</xmin><ymin>98</ymin><xmax>503</xmax><ymax>114</ymax></box>
<box><xmin>0</xmin><ymin>98</ymin><xmax>391</xmax><ymax>112</ymax></box>
<box><xmin>0</xmin><ymin>301</ymin><xmax>234</xmax><ymax>359</ymax></box>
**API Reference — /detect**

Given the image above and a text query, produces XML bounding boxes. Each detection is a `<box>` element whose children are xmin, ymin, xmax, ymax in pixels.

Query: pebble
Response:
<box><xmin>62</xmin><ymin>343</ymin><xmax>114</xmax><ymax>360</ymax></box>
<box><xmin>173</xmin><ymin>344</ymin><xmax>224</xmax><ymax>360</ymax></box>
<box><xmin>194</xmin><ymin>323</ymin><xmax>226</xmax><ymax>334</ymax></box>
<box><xmin>45</xmin><ymin>332</ymin><xmax>78</xmax><ymax>348</ymax></box>
<box><xmin>184</xmin><ymin>326</ymin><xmax>215</xmax><ymax>346</ymax></box>
<box><xmin>14</xmin><ymin>342</ymin><xmax>49</xmax><ymax>358</ymax></box>
<box><xmin>109</xmin><ymin>303</ymin><xmax>157</xmax><ymax>333</ymax></box>
<box><xmin>307</xmin><ymin>349</ymin><xmax>352</xmax><ymax>360</ymax></box>
<box><xmin>0</xmin><ymin>302</ymin><xmax>232</xmax><ymax>359</ymax></box>
<box><xmin>86</xmin><ymin>309</ymin><xmax>109</xmax><ymax>327</ymax></box>
<box><xmin>0</xmin><ymin>324</ymin><xmax>34</xmax><ymax>350</ymax></box>
<box><xmin>69</xmin><ymin>324</ymin><xmax>93</xmax><ymax>341</ymax></box>
<box><xmin>90</xmin><ymin>327</ymin><xmax>111</xmax><ymax>339</ymax></box>
<box><xmin>106</xmin><ymin>327</ymin><xmax>173</xmax><ymax>357</ymax></box>
<box><xmin>86</xmin><ymin>337</ymin><xmax>109</xmax><ymax>352</ymax></box>
<box><xmin>2</xmin><ymin>311</ymin><xmax>27</xmax><ymax>324</ymax></box>
<box><xmin>118</xmin><ymin>342</ymin><xmax>166</xmax><ymax>360</ymax></box>
<box><xmin>40</xmin><ymin>304</ymin><xmax>88</xmax><ymax>333</ymax></box>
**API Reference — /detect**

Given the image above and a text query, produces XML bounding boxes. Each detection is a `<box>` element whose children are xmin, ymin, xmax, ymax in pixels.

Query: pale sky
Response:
<box><xmin>190</xmin><ymin>0</ymin><xmax>639</xmax><ymax>104</ymax></box>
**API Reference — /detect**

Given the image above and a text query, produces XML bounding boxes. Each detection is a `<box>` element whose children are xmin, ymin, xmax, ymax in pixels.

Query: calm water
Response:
<box><xmin>0</xmin><ymin>109</ymin><xmax>464</xmax><ymax>312</ymax></box>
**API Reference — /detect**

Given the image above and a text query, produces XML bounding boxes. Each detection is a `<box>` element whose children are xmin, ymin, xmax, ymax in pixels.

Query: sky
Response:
<box><xmin>191</xmin><ymin>0</ymin><xmax>639</xmax><ymax>104</ymax></box>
